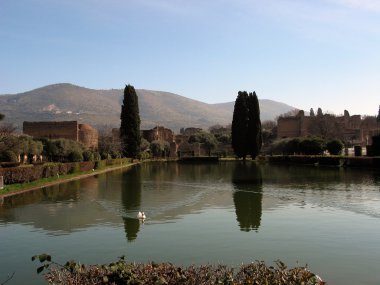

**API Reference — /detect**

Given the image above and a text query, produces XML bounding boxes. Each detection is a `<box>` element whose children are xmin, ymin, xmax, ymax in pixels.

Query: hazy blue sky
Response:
<box><xmin>1</xmin><ymin>0</ymin><xmax>379</xmax><ymax>116</ymax></box>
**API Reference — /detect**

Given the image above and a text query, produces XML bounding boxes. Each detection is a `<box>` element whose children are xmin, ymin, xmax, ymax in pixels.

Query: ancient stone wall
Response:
<box><xmin>142</xmin><ymin>126</ymin><xmax>174</xmax><ymax>143</ymax></box>
<box><xmin>23</xmin><ymin>121</ymin><xmax>98</xmax><ymax>150</ymax></box>
<box><xmin>79</xmin><ymin>124</ymin><xmax>98</xmax><ymax>150</ymax></box>
<box><xmin>277</xmin><ymin>110</ymin><xmax>379</xmax><ymax>146</ymax></box>
<box><xmin>277</xmin><ymin>117</ymin><xmax>301</xmax><ymax>138</ymax></box>
<box><xmin>23</xmin><ymin>121</ymin><xmax>78</xmax><ymax>141</ymax></box>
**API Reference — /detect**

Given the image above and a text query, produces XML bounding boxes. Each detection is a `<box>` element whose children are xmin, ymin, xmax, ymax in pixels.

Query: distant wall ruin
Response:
<box><xmin>23</xmin><ymin>121</ymin><xmax>98</xmax><ymax>150</ymax></box>
<box><xmin>23</xmin><ymin>121</ymin><xmax>78</xmax><ymax>141</ymax></box>
<box><xmin>277</xmin><ymin>110</ymin><xmax>379</xmax><ymax>146</ymax></box>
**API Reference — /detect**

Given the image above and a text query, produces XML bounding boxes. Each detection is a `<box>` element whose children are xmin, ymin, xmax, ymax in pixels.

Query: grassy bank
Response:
<box><xmin>0</xmin><ymin>160</ymin><xmax>137</xmax><ymax>197</ymax></box>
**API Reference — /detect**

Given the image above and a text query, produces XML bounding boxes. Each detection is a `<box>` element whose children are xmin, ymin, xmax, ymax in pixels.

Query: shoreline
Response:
<box><xmin>2</xmin><ymin>155</ymin><xmax>380</xmax><ymax>200</ymax></box>
<box><xmin>0</xmin><ymin>162</ymin><xmax>139</xmax><ymax>200</ymax></box>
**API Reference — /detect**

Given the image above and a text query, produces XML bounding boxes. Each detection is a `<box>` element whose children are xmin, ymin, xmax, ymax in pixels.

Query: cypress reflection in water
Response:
<box><xmin>232</xmin><ymin>162</ymin><xmax>263</xmax><ymax>232</ymax></box>
<box><xmin>121</xmin><ymin>165</ymin><xmax>142</xmax><ymax>242</ymax></box>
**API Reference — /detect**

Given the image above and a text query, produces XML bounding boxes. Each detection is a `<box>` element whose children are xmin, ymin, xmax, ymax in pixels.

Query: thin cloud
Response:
<box><xmin>333</xmin><ymin>0</ymin><xmax>380</xmax><ymax>11</ymax></box>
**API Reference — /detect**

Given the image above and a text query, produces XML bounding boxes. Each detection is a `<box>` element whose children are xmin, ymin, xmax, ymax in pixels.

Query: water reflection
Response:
<box><xmin>0</xmin><ymin>176</ymin><xmax>121</xmax><ymax>234</ymax></box>
<box><xmin>1</xmin><ymin>162</ymin><xmax>380</xmax><ymax>237</ymax></box>
<box><xmin>232</xmin><ymin>162</ymin><xmax>263</xmax><ymax>232</ymax></box>
<box><xmin>121</xmin><ymin>165</ymin><xmax>142</xmax><ymax>241</ymax></box>
<box><xmin>1</xmin><ymin>181</ymin><xmax>80</xmax><ymax>209</ymax></box>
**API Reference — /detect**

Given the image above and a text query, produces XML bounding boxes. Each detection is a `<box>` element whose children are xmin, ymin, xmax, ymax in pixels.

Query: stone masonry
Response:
<box><xmin>23</xmin><ymin>121</ymin><xmax>98</xmax><ymax>150</ymax></box>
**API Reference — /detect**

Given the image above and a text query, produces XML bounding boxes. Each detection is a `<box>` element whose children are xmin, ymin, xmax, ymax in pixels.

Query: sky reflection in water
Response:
<box><xmin>1</xmin><ymin>162</ymin><xmax>380</xmax><ymax>285</ymax></box>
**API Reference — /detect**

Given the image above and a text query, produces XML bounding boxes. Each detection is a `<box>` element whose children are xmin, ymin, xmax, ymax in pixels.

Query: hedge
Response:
<box><xmin>0</xmin><ymin>158</ymin><xmax>134</xmax><ymax>185</ymax></box>
<box><xmin>0</xmin><ymin>162</ymin><xmax>95</xmax><ymax>185</ymax></box>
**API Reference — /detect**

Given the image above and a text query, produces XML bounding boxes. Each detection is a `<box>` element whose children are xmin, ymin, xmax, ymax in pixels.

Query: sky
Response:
<box><xmin>1</xmin><ymin>0</ymin><xmax>380</xmax><ymax>116</ymax></box>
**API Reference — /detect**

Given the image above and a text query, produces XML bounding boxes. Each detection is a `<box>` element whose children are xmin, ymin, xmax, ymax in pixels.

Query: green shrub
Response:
<box><xmin>93</xmin><ymin>152</ymin><xmax>101</xmax><ymax>161</ymax></box>
<box><xmin>140</xmin><ymin>150</ymin><xmax>151</xmax><ymax>160</ymax></box>
<box><xmin>68</xmin><ymin>151</ymin><xmax>83</xmax><ymax>162</ymax></box>
<box><xmin>284</xmin><ymin>138</ymin><xmax>301</xmax><ymax>154</ymax></box>
<box><xmin>111</xmin><ymin>151</ymin><xmax>122</xmax><ymax>159</ymax></box>
<box><xmin>100</xmin><ymin>152</ymin><xmax>112</xmax><ymax>160</ymax></box>
<box><xmin>83</xmin><ymin>150</ymin><xmax>94</xmax><ymax>162</ymax></box>
<box><xmin>69</xmin><ymin>162</ymin><xmax>81</xmax><ymax>174</ymax></box>
<box><xmin>299</xmin><ymin>138</ymin><xmax>325</xmax><ymax>155</ymax></box>
<box><xmin>268</xmin><ymin>137</ymin><xmax>327</xmax><ymax>156</ymax></box>
<box><xmin>326</xmin><ymin>139</ymin><xmax>344</xmax><ymax>155</ymax></box>
<box><xmin>0</xmin><ymin>150</ymin><xmax>19</xmax><ymax>162</ymax></box>
<box><xmin>95</xmin><ymin>160</ymin><xmax>106</xmax><ymax>170</ymax></box>
<box><xmin>371</xmin><ymin>135</ymin><xmax>380</xmax><ymax>156</ymax></box>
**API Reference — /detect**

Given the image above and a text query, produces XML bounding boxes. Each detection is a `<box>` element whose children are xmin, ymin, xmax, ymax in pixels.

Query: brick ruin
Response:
<box><xmin>112</xmin><ymin>126</ymin><xmax>209</xmax><ymax>157</ymax></box>
<box><xmin>23</xmin><ymin>121</ymin><xmax>98</xmax><ymax>150</ymax></box>
<box><xmin>277</xmin><ymin>110</ymin><xmax>379</xmax><ymax>146</ymax></box>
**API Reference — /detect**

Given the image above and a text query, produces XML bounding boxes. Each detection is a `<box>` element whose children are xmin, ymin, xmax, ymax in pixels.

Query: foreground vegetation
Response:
<box><xmin>32</xmin><ymin>255</ymin><xmax>324</xmax><ymax>285</ymax></box>
<box><xmin>0</xmin><ymin>158</ymin><xmax>134</xmax><ymax>196</ymax></box>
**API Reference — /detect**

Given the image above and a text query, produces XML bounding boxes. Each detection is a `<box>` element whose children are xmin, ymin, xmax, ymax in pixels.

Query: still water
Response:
<box><xmin>1</xmin><ymin>162</ymin><xmax>380</xmax><ymax>284</ymax></box>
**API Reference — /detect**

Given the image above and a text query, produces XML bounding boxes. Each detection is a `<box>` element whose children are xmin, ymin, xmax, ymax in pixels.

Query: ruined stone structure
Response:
<box><xmin>113</xmin><ymin>126</ymin><xmax>211</xmax><ymax>157</ymax></box>
<box><xmin>277</xmin><ymin>110</ymin><xmax>379</xmax><ymax>146</ymax></box>
<box><xmin>174</xmin><ymin>135</ymin><xmax>206</xmax><ymax>157</ymax></box>
<box><xmin>142</xmin><ymin>126</ymin><xmax>174</xmax><ymax>143</ymax></box>
<box><xmin>142</xmin><ymin>126</ymin><xmax>177</xmax><ymax>157</ymax></box>
<box><xmin>23</xmin><ymin>121</ymin><xmax>98</xmax><ymax>150</ymax></box>
<box><xmin>78</xmin><ymin>124</ymin><xmax>99</xmax><ymax>150</ymax></box>
<box><xmin>181</xmin><ymin>127</ymin><xmax>202</xmax><ymax>136</ymax></box>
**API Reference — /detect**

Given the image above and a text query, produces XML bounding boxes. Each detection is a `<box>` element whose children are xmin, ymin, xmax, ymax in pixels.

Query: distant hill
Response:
<box><xmin>0</xmin><ymin>83</ymin><xmax>297</xmax><ymax>133</ymax></box>
<box><xmin>212</xmin><ymin>99</ymin><xmax>297</xmax><ymax>122</ymax></box>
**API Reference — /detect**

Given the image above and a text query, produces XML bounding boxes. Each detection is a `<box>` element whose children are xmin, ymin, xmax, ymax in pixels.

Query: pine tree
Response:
<box><xmin>231</xmin><ymin>91</ymin><xmax>262</xmax><ymax>160</ymax></box>
<box><xmin>120</xmin><ymin>85</ymin><xmax>141</xmax><ymax>158</ymax></box>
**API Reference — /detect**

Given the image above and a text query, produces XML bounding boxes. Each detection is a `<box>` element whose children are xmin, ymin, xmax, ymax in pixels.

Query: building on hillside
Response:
<box><xmin>277</xmin><ymin>110</ymin><xmax>378</xmax><ymax>146</ymax></box>
<box><xmin>23</xmin><ymin>121</ymin><xmax>98</xmax><ymax>150</ymax></box>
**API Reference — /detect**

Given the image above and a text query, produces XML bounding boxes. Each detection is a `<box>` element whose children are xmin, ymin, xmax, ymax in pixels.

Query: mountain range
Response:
<box><xmin>0</xmin><ymin>83</ymin><xmax>297</xmax><ymax>132</ymax></box>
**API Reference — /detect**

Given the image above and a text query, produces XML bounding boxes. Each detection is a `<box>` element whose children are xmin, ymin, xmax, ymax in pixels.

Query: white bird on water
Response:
<box><xmin>137</xmin><ymin>211</ymin><xmax>146</xmax><ymax>220</ymax></box>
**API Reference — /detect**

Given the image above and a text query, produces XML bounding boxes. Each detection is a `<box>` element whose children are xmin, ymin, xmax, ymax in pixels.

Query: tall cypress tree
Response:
<box><xmin>247</xmin><ymin>92</ymin><xmax>262</xmax><ymax>159</ymax></box>
<box><xmin>232</xmin><ymin>91</ymin><xmax>249</xmax><ymax>159</ymax></box>
<box><xmin>120</xmin><ymin>84</ymin><xmax>141</xmax><ymax>158</ymax></box>
<box><xmin>231</xmin><ymin>91</ymin><xmax>262</xmax><ymax>160</ymax></box>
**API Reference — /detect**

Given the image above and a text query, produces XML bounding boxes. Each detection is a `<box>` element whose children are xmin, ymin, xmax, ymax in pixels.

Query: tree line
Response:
<box><xmin>1</xmin><ymin>87</ymin><xmax>263</xmax><ymax>162</ymax></box>
<box><xmin>4</xmin><ymin>85</ymin><xmax>376</xmax><ymax>164</ymax></box>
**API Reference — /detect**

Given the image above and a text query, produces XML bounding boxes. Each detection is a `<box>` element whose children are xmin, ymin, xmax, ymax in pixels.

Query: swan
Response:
<box><xmin>137</xmin><ymin>211</ymin><xmax>146</xmax><ymax>219</ymax></box>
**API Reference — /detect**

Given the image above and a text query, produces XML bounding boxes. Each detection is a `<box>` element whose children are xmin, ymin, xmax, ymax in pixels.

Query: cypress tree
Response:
<box><xmin>247</xmin><ymin>92</ymin><xmax>262</xmax><ymax>159</ymax></box>
<box><xmin>232</xmin><ymin>91</ymin><xmax>249</xmax><ymax>159</ymax></box>
<box><xmin>120</xmin><ymin>84</ymin><xmax>141</xmax><ymax>158</ymax></box>
<box><xmin>231</xmin><ymin>91</ymin><xmax>262</xmax><ymax>160</ymax></box>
